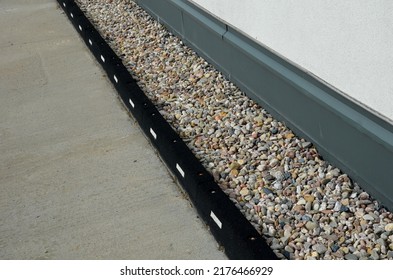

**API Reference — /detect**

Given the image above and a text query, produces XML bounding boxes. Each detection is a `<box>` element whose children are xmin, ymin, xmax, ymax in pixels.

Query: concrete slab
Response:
<box><xmin>0</xmin><ymin>0</ymin><xmax>226</xmax><ymax>259</ymax></box>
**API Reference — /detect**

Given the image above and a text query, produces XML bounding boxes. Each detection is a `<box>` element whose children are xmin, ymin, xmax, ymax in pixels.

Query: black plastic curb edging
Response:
<box><xmin>57</xmin><ymin>0</ymin><xmax>278</xmax><ymax>260</ymax></box>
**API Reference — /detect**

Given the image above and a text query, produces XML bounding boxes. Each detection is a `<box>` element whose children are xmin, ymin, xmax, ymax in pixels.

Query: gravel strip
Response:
<box><xmin>75</xmin><ymin>0</ymin><xmax>393</xmax><ymax>260</ymax></box>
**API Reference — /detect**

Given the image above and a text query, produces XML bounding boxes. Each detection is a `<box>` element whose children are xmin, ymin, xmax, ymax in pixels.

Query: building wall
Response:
<box><xmin>191</xmin><ymin>0</ymin><xmax>393</xmax><ymax>123</ymax></box>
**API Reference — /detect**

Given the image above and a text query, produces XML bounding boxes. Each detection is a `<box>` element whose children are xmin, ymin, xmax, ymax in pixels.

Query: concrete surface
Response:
<box><xmin>0</xmin><ymin>0</ymin><xmax>225</xmax><ymax>259</ymax></box>
<box><xmin>192</xmin><ymin>0</ymin><xmax>393</xmax><ymax>123</ymax></box>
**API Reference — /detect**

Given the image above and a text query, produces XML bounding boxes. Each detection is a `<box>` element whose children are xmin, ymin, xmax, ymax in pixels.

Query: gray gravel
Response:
<box><xmin>75</xmin><ymin>0</ymin><xmax>393</xmax><ymax>260</ymax></box>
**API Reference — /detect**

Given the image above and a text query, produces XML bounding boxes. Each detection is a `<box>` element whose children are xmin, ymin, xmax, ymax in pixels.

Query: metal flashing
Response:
<box><xmin>136</xmin><ymin>0</ymin><xmax>393</xmax><ymax>210</ymax></box>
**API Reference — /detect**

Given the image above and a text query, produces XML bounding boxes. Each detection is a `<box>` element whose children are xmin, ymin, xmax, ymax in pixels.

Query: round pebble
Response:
<box><xmin>385</xmin><ymin>223</ymin><xmax>393</xmax><ymax>232</ymax></box>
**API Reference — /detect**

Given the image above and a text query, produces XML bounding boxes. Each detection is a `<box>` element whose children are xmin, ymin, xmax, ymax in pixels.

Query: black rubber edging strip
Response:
<box><xmin>57</xmin><ymin>0</ymin><xmax>278</xmax><ymax>260</ymax></box>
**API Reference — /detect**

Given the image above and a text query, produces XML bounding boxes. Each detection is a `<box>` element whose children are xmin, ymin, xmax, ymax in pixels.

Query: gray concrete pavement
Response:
<box><xmin>0</xmin><ymin>0</ymin><xmax>225</xmax><ymax>259</ymax></box>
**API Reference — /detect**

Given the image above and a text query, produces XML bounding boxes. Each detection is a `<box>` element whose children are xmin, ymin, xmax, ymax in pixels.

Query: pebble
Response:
<box><xmin>371</xmin><ymin>250</ymin><xmax>379</xmax><ymax>260</ymax></box>
<box><xmin>305</xmin><ymin>221</ymin><xmax>318</xmax><ymax>231</ymax></box>
<box><xmin>314</xmin><ymin>244</ymin><xmax>327</xmax><ymax>254</ymax></box>
<box><xmin>341</xmin><ymin>247</ymin><xmax>349</xmax><ymax>254</ymax></box>
<box><xmin>297</xmin><ymin>198</ymin><xmax>306</xmax><ymax>205</ymax></box>
<box><xmin>333</xmin><ymin>201</ymin><xmax>342</xmax><ymax>212</ymax></box>
<box><xmin>284</xmin><ymin>245</ymin><xmax>294</xmax><ymax>253</ymax></box>
<box><xmin>385</xmin><ymin>223</ymin><xmax>393</xmax><ymax>232</ymax></box>
<box><xmin>341</xmin><ymin>198</ymin><xmax>349</xmax><ymax>206</ymax></box>
<box><xmin>304</xmin><ymin>194</ymin><xmax>315</xmax><ymax>202</ymax></box>
<box><xmin>273</xmin><ymin>182</ymin><xmax>282</xmax><ymax>190</ymax></box>
<box><xmin>363</xmin><ymin>214</ymin><xmax>375</xmax><ymax>221</ymax></box>
<box><xmin>330</xmin><ymin>243</ymin><xmax>340</xmax><ymax>253</ymax></box>
<box><xmin>239</xmin><ymin>188</ymin><xmax>249</xmax><ymax>196</ymax></box>
<box><xmin>344</xmin><ymin>254</ymin><xmax>359</xmax><ymax>260</ymax></box>
<box><xmin>77</xmin><ymin>0</ymin><xmax>393</xmax><ymax>260</ymax></box>
<box><xmin>262</xmin><ymin>187</ymin><xmax>273</xmax><ymax>195</ymax></box>
<box><xmin>359</xmin><ymin>192</ymin><xmax>369</xmax><ymax>200</ymax></box>
<box><xmin>388</xmin><ymin>251</ymin><xmax>393</xmax><ymax>259</ymax></box>
<box><xmin>301</xmin><ymin>142</ymin><xmax>312</xmax><ymax>149</ymax></box>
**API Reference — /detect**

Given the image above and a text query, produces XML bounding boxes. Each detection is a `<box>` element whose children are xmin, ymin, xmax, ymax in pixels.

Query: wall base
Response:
<box><xmin>135</xmin><ymin>0</ymin><xmax>393</xmax><ymax>210</ymax></box>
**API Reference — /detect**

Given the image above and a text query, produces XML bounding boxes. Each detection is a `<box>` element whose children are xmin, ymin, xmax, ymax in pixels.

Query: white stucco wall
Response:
<box><xmin>191</xmin><ymin>0</ymin><xmax>393</xmax><ymax>123</ymax></box>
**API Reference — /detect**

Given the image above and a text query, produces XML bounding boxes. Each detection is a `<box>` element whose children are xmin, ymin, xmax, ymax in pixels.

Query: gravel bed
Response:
<box><xmin>75</xmin><ymin>0</ymin><xmax>393</xmax><ymax>260</ymax></box>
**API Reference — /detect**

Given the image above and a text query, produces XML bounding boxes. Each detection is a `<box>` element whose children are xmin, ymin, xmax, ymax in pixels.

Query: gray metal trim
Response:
<box><xmin>135</xmin><ymin>0</ymin><xmax>393</xmax><ymax>210</ymax></box>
